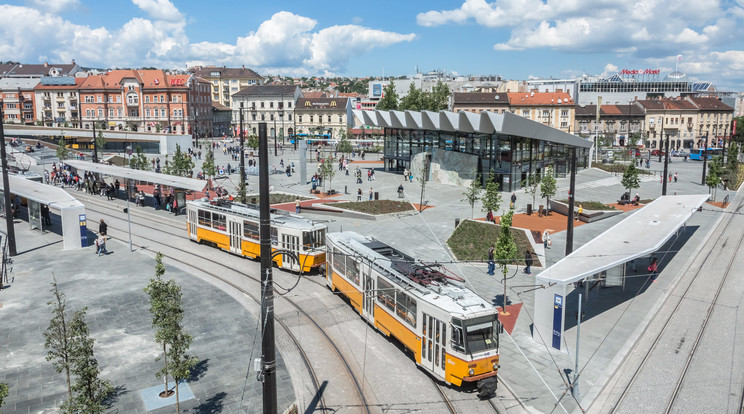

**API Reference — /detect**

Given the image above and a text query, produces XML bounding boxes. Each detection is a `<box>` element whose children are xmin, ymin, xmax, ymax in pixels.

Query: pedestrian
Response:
<box><xmin>487</xmin><ymin>244</ymin><xmax>495</xmax><ymax>275</ymax></box>
<box><xmin>41</xmin><ymin>204</ymin><xmax>52</xmax><ymax>225</ymax></box>
<box><xmin>398</xmin><ymin>184</ymin><xmax>404</xmax><ymax>199</ymax></box>
<box><xmin>510</xmin><ymin>193</ymin><xmax>516</xmax><ymax>210</ymax></box>
<box><xmin>577</xmin><ymin>204</ymin><xmax>583</xmax><ymax>221</ymax></box>
<box><xmin>369</xmin><ymin>187</ymin><xmax>373</xmax><ymax>201</ymax></box>
<box><xmin>98</xmin><ymin>219</ymin><xmax>108</xmax><ymax>236</ymax></box>
<box><xmin>523</xmin><ymin>250</ymin><xmax>533</xmax><ymax>275</ymax></box>
<box><xmin>543</xmin><ymin>230</ymin><xmax>551</xmax><ymax>249</ymax></box>
<box><xmin>357</xmin><ymin>188</ymin><xmax>362</xmax><ymax>202</ymax></box>
<box><xmin>648</xmin><ymin>256</ymin><xmax>659</xmax><ymax>281</ymax></box>
<box><xmin>295</xmin><ymin>198</ymin><xmax>301</xmax><ymax>214</ymax></box>
<box><xmin>674</xmin><ymin>172</ymin><xmax>678</xmax><ymax>183</ymax></box>
<box><xmin>96</xmin><ymin>234</ymin><xmax>107</xmax><ymax>256</ymax></box>
<box><xmin>668</xmin><ymin>173</ymin><xmax>672</xmax><ymax>183</ymax></box>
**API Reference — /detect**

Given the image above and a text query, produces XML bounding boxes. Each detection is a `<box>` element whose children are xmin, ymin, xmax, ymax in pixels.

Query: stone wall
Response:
<box><xmin>429</xmin><ymin>148</ymin><xmax>478</xmax><ymax>186</ymax></box>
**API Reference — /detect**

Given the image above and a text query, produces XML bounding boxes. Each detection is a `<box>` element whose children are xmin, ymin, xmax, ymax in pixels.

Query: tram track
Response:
<box><xmin>77</xmin><ymin>195</ymin><xmax>371</xmax><ymax>413</ymax></box>
<box><xmin>605</xmin><ymin>195</ymin><xmax>744</xmax><ymax>414</ymax></box>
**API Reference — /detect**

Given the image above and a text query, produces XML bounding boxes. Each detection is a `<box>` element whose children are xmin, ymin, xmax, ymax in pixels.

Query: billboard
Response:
<box><xmin>372</xmin><ymin>84</ymin><xmax>382</xmax><ymax>97</ymax></box>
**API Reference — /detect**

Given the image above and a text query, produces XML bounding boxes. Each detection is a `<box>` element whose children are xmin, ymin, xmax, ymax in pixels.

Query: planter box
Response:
<box><xmin>547</xmin><ymin>200</ymin><xmax>622</xmax><ymax>223</ymax></box>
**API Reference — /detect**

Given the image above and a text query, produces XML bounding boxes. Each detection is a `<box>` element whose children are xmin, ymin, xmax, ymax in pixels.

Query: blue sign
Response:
<box><xmin>373</xmin><ymin>84</ymin><xmax>382</xmax><ymax>97</ymax></box>
<box><xmin>79</xmin><ymin>214</ymin><xmax>88</xmax><ymax>247</ymax></box>
<box><xmin>552</xmin><ymin>294</ymin><xmax>563</xmax><ymax>350</ymax></box>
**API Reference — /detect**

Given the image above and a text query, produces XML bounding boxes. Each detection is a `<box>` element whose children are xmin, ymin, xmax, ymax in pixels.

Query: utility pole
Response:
<box><xmin>572</xmin><ymin>293</ymin><xmax>582</xmax><ymax>399</ymax></box>
<box><xmin>662</xmin><ymin>133</ymin><xmax>670</xmax><ymax>195</ymax></box>
<box><xmin>258</xmin><ymin>122</ymin><xmax>277</xmax><ymax>414</ymax></box>
<box><xmin>92</xmin><ymin>120</ymin><xmax>98</xmax><ymax>163</ymax></box>
<box><xmin>239</xmin><ymin>102</ymin><xmax>246</xmax><ymax>204</ymax></box>
<box><xmin>658</xmin><ymin>117</ymin><xmax>664</xmax><ymax>163</ymax></box>
<box><xmin>702</xmin><ymin>132</ymin><xmax>708</xmax><ymax>185</ymax></box>
<box><xmin>273</xmin><ymin>101</ymin><xmax>278</xmax><ymax>157</ymax></box>
<box><xmin>0</xmin><ymin>106</ymin><xmax>17</xmax><ymax>256</ymax></box>
<box><xmin>566</xmin><ymin>148</ymin><xmax>577</xmax><ymax>255</ymax></box>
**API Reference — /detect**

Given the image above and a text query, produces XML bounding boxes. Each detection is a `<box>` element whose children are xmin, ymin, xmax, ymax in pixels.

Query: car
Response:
<box><xmin>671</xmin><ymin>150</ymin><xmax>687</xmax><ymax>157</ymax></box>
<box><xmin>650</xmin><ymin>149</ymin><xmax>666</xmax><ymax>156</ymax></box>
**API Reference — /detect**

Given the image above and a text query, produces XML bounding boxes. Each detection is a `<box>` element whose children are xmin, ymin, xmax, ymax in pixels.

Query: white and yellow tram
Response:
<box><xmin>326</xmin><ymin>231</ymin><xmax>501</xmax><ymax>394</ymax></box>
<box><xmin>186</xmin><ymin>199</ymin><xmax>326</xmax><ymax>272</ymax></box>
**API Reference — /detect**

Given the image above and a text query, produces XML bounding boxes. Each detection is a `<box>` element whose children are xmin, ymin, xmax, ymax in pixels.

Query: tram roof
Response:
<box><xmin>1</xmin><ymin>174</ymin><xmax>83</xmax><ymax>209</ymax></box>
<box><xmin>187</xmin><ymin>199</ymin><xmax>325</xmax><ymax>230</ymax></box>
<box><xmin>536</xmin><ymin>194</ymin><xmax>709</xmax><ymax>285</ymax></box>
<box><xmin>64</xmin><ymin>160</ymin><xmax>209</xmax><ymax>192</ymax></box>
<box><xmin>353</xmin><ymin>109</ymin><xmax>593</xmax><ymax>149</ymax></box>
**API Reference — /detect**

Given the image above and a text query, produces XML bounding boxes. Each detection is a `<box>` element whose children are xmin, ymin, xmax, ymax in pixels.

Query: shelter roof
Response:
<box><xmin>0</xmin><ymin>175</ymin><xmax>83</xmax><ymax>209</ymax></box>
<box><xmin>536</xmin><ymin>194</ymin><xmax>709</xmax><ymax>285</ymax></box>
<box><xmin>63</xmin><ymin>160</ymin><xmax>210</xmax><ymax>192</ymax></box>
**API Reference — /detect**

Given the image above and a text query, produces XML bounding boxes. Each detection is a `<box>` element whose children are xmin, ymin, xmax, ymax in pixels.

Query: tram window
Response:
<box><xmin>395</xmin><ymin>292</ymin><xmax>417</xmax><ymax>328</ymax></box>
<box><xmin>441</xmin><ymin>347</ymin><xmax>446</xmax><ymax>370</ymax></box>
<box><xmin>451</xmin><ymin>321</ymin><xmax>465</xmax><ymax>353</ymax></box>
<box><xmin>345</xmin><ymin>256</ymin><xmax>359</xmax><ymax>285</ymax></box>
<box><xmin>212</xmin><ymin>213</ymin><xmax>226</xmax><ymax>231</ymax></box>
<box><xmin>464</xmin><ymin>315</ymin><xmax>499</xmax><ymax>353</ymax></box>
<box><xmin>243</xmin><ymin>221</ymin><xmax>259</xmax><ymax>239</ymax></box>
<box><xmin>376</xmin><ymin>278</ymin><xmax>396</xmax><ymax>311</ymax></box>
<box><xmin>198</xmin><ymin>209</ymin><xmax>211</xmax><ymax>226</ymax></box>
<box><xmin>270</xmin><ymin>227</ymin><xmax>278</xmax><ymax>245</ymax></box>
<box><xmin>332</xmin><ymin>247</ymin><xmax>345</xmax><ymax>273</ymax></box>
<box><xmin>302</xmin><ymin>229</ymin><xmax>326</xmax><ymax>251</ymax></box>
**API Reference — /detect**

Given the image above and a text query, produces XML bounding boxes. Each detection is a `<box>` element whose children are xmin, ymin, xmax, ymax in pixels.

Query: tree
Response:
<box><xmin>375</xmin><ymin>81</ymin><xmax>399</xmax><ymax>111</ymax></box>
<box><xmin>0</xmin><ymin>383</ymin><xmax>8</xmax><ymax>411</ymax></box>
<box><xmin>732</xmin><ymin>116</ymin><xmax>744</xmax><ymax>145</ymax></box>
<box><xmin>129</xmin><ymin>145</ymin><xmax>150</xmax><ymax>171</ymax></box>
<box><xmin>540</xmin><ymin>168</ymin><xmax>557</xmax><ymax>215</ymax></box>
<box><xmin>481</xmin><ymin>173</ymin><xmax>502</xmax><ymax>216</ymax></box>
<box><xmin>494</xmin><ymin>210</ymin><xmax>518</xmax><ymax>313</ymax></box>
<box><xmin>202</xmin><ymin>148</ymin><xmax>216</xmax><ymax>179</ymax></box>
<box><xmin>428</xmin><ymin>81</ymin><xmax>451</xmax><ymax>111</ymax></box>
<box><xmin>337</xmin><ymin>133</ymin><xmax>352</xmax><ymax>158</ymax></box>
<box><xmin>57</xmin><ymin>138</ymin><xmax>69</xmax><ymax>160</ymax></box>
<box><xmin>168</xmin><ymin>144</ymin><xmax>194</xmax><ymax>177</ymax></box>
<box><xmin>95</xmin><ymin>127</ymin><xmax>105</xmax><ymax>159</ymax></box>
<box><xmin>144</xmin><ymin>253</ymin><xmax>197</xmax><ymax>413</ymax></box>
<box><xmin>461</xmin><ymin>172</ymin><xmax>482</xmax><ymax>219</ymax></box>
<box><xmin>723</xmin><ymin>142</ymin><xmax>740</xmax><ymax>190</ymax></box>
<box><xmin>522</xmin><ymin>172</ymin><xmax>540</xmax><ymax>208</ymax></box>
<box><xmin>399</xmin><ymin>83</ymin><xmax>423</xmax><ymax>111</ymax></box>
<box><xmin>68</xmin><ymin>308</ymin><xmax>113</xmax><ymax>413</ymax></box>
<box><xmin>319</xmin><ymin>157</ymin><xmax>336</xmax><ymax>192</ymax></box>
<box><xmin>706</xmin><ymin>156</ymin><xmax>723</xmax><ymax>201</ymax></box>
<box><xmin>44</xmin><ymin>278</ymin><xmax>74</xmax><ymax>408</ymax></box>
<box><xmin>621</xmin><ymin>164</ymin><xmax>640</xmax><ymax>199</ymax></box>
<box><xmin>247</xmin><ymin>134</ymin><xmax>259</xmax><ymax>151</ymax></box>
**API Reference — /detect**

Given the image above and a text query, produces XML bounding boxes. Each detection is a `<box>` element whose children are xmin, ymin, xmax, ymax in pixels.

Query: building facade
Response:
<box><xmin>294</xmin><ymin>98</ymin><xmax>352</xmax><ymax>139</ymax></box>
<box><xmin>231</xmin><ymin>85</ymin><xmax>301</xmax><ymax>139</ymax></box>
<box><xmin>0</xmin><ymin>61</ymin><xmax>82</xmax><ymax>79</ymax></box>
<box><xmin>34</xmin><ymin>77</ymin><xmax>85</xmax><ymax>128</ymax></box>
<box><xmin>78</xmin><ymin>70</ymin><xmax>212</xmax><ymax>138</ymax></box>
<box><xmin>451</xmin><ymin>92</ymin><xmax>510</xmax><ymax>114</ymax></box>
<box><xmin>507</xmin><ymin>91</ymin><xmax>575</xmax><ymax>134</ymax></box>
<box><xmin>190</xmin><ymin>65</ymin><xmax>264</xmax><ymax>109</ymax></box>
<box><xmin>574</xmin><ymin>104</ymin><xmax>646</xmax><ymax>147</ymax></box>
<box><xmin>0</xmin><ymin>78</ymin><xmax>40</xmax><ymax>125</ymax></box>
<box><xmin>687</xmin><ymin>97</ymin><xmax>734</xmax><ymax>148</ymax></box>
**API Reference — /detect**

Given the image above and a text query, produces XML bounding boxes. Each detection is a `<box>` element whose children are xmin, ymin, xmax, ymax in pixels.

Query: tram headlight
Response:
<box><xmin>468</xmin><ymin>368</ymin><xmax>474</xmax><ymax>376</ymax></box>
<box><xmin>493</xmin><ymin>362</ymin><xmax>498</xmax><ymax>370</ymax></box>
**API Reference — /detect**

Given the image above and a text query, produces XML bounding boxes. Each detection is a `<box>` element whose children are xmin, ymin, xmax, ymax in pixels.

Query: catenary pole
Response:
<box><xmin>702</xmin><ymin>132</ymin><xmax>708</xmax><ymax>185</ymax></box>
<box><xmin>572</xmin><ymin>293</ymin><xmax>582</xmax><ymax>399</ymax></box>
<box><xmin>565</xmin><ymin>147</ymin><xmax>577</xmax><ymax>255</ymax></box>
<box><xmin>662</xmin><ymin>133</ymin><xmax>670</xmax><ymax>195</ymax></box>
<box><xmin>239</xmin><ymin>102</ymin><xmax>246</xmax><ymax>203</ymax></box>
<box><xmin>258</xmin><ymin>122</ymin><xmax>277</xmax><ymax>414</ymax></box>
<box><xmin>0</xmin><ymin>107</ymin><xmax>17</xmax><ymax>256</ymax></box>
<box><xmin>92</xmin><ymin>120</ymin><xmax>98</xmax><ymax>163</ymax></box>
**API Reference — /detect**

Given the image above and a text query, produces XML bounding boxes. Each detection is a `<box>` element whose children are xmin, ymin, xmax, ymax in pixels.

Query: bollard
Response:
<box><xmin>455</xmin><ymin>218</ymin><xmax>460</xmax><ymax>228</ymax></box>
<box><xmin>374</xmin><ymin>192</ymin><xmax>379</xmax><ymax>200</ymax></box>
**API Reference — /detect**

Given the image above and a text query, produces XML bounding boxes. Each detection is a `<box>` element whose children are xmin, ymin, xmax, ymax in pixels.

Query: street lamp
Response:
<box><xmin>702</xmin><ymin>132</ymin><xmax>709</xmax><ymax>185</ymax></box>
<box><xmin>273</xmin><ymin>101</ymin><xmax>278</xmax><ymax>157</ymax></box>
<box><xmin>239</xmin><ymin>102</ymin><xmax>246</xmax><ymax>203</ymax></box>
<box><xmin>126</xmin><ymin>145</ymin><xmax>133</xmax><ymax>252</ymax></box>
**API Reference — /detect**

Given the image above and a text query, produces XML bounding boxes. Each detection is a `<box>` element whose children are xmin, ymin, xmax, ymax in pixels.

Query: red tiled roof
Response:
<box><xmin>507</xmin><ymin>91</ymin><xmax>573</xmax><ymax>106</ymax></box>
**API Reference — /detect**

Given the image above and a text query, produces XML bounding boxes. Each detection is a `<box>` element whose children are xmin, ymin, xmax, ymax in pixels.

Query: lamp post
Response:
<box><xmin>0</xmin><ymin>104</ymin><xmax>18</xmax><ymax>256</ymax></box>
<box><xmin>239</xmin><ymin>102</ymin><xmax>246</xmax><ymax>203</ymax></box>
<box><xmin>273</xmin><ymin>101</ymin><xmax>278</xmax><ymax>157</ymax></box>
<box><xmin>702</xmin><ymin>132</ymin><xmax>709</xmax><ymax>185</ymax></box>
<box><xmin>92</xmin><ymin>119</ymin><xmax>98</xmax><ymax>163</ymax></box>
<box><xmin>126</xmin><ymin>145</ymin><xmax>133</xmax><ymax>252</ymax></box>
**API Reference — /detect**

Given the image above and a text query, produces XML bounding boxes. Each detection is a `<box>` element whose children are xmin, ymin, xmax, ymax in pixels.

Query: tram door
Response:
<box><xmin>188</xmin><ymin>209</ymin><xmax>197</xmax><ymax>238</ymax></box>
<box><xmin>421</xmin><ymin>313</ymin><xmax>447</xmax><ymax>378</ymax></box>
<box><xmin>228</xmin><ymin>221</ymin><xmax>242</xmax><ymax>254</ymax></box>
<box><xmin>362</xmin><ymin>268</ymin><xmax>375</xmax><ymax>321</ymax></box>
<box><xmin>281</xmin><ymin>234</ymin><xmax>300</xmax><ymax>271</ymax></box>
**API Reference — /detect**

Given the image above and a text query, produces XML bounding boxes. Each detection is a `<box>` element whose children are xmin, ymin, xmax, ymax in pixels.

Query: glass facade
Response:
<box><xmin>382</xmin><ymin>127</ymin><xmax>588</xmax><ymax>192</ymax></box>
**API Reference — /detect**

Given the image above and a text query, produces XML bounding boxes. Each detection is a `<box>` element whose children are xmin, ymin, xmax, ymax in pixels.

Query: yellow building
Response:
<box><xmin>190</xmin><ymin>65</ymin><xmax>264</xmax><ymax>109</ymax></box>
<box><xmin>507</xmin><ymin>91</ymin><xmax>575</xmax><ymax>134</ymax></box>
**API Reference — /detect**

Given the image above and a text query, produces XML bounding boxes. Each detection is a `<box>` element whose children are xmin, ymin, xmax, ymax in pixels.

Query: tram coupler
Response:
<box><xmin>477</xmin><ymin>376</ymin><xmax>498</xmax><ymax>399</ymax></box>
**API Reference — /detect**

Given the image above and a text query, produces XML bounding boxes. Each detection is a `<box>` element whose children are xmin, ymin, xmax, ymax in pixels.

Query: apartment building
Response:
<box><xmin>687</xmin><ymin>97</ymin><xmax>733</xmax><ymax>148</ymax></box>
<box><xmin>574</xmin><ymin>104</ymin><xmax>645</xmax><ymax>146</ymax></box>
<box><xmin>34</xmin><ymin>77</ymin><xmax>85</xmax><ymax>128</ymax></box>
<box><xmin>0</xmin><ymin>61</ymin><xmax>82</xmax><ymax>79</ymax></box>
<box><xmin>190</xmin><ymin>65</ymin><xmax>264</xmax><ymax>108</ymax></box>
<box><xmin>507</xmin><ymin>91</ymin><xmax>575</xmax><ymax>133</ymax></box>
<box><xmin>636</xmin><ymin>99</ymin><xmax>700</xmax><ymax>150</ymax></box>
<box><xmin>451</xmin><ymin>92</ymin><xmax>510</xmax><ymax>114</ymax></box>
<box><xmin>0</xmin><ymin>78</ymin><xmax>40</xmax><ymax>124</ymax></box>
<box><xmin>78</xmin><ymin>69</ymin><xmax>212</xmax><ymax>137</ymax></box>
<box><xmin>294</xmin><ymin>97</ymin><xmax>352</xmax><ymax>139</ymax></box>
<box><xmin>231</xmin><ymin>85</ymin><xmax>301</xmax><ymax>138</ymax></box>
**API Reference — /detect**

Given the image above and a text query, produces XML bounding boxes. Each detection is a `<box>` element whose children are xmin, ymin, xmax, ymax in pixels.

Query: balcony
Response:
<box><xmin>43</xmin><ymin>95</ymin><xmax>51</xmax><ymax>101</ymax></box>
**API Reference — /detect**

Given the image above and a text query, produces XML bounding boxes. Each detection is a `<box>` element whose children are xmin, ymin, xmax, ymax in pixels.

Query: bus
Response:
<box><xmin>689</xmin><ymin>148</ymin><xmax>722</xmax><ymax>161</ymax></box>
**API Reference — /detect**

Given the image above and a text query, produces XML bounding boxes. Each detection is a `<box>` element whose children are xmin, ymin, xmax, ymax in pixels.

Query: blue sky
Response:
<box><xmin>1</xmin><ymin>0</ymin><xmax>743</xmax><ymax>90</ymax></box>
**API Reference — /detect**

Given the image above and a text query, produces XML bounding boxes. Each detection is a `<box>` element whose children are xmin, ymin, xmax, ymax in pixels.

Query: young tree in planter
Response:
<box><xmin>481</xmin><ymin>173</ymin><xmax>502</xmax><ymax>218</ymax></box>
<box><xmin>95</xmin><ymin>125</ymin><xmax>106</xmax><ymax>159</ymax></box>
<box><xmin>494</xmin><ymin>210</ymin><xmax>518</xmax><ymax>313</ymax></box>
<box><xmin>169</xmin><ymin>144</ymin><xmax>195</xmax><ymax>177</ymax></box>
<box><xmin>56</xmin><ymin>138</ymin><xmax>69</xmax><ymax>160</ymax></box>
<box><xmin>706</xmin><ymin>156</ymin><xmax>723</xmax><ymax>201</ymax></box>
<box><xmin>337</xmin><ymin>131</ymin><xmax>352</xmax><ymax>159</ymax></box>
<box><xmin>522</xmin><ymin>172</ymin><xmax>540</xmax><ymax>210</ymax></box>
<box><xmin>144</xmin><ymin>253</ymin><xmax>172</xmax><ymax>397</ymax></box>
<box><xmin>319</xmin><ymin>157</ymin><xmax>336</xmax><ymax>193</ymax></box>
<box><xmin>724</xmin><ymin>142</ymin><xmax>740</xmax><ymax>189</ymax></box>
<box><xmin>247</xmin><ymin>134</ymin><xmax>259</xmax><ymax>152</ymax></box>
<box><xmin>621</xmin><ymin>163</ymin><xmax>640</xmax><ymax>201</ymax></box>
<box><xmin>44</xmin><ymin>278</ymin><xmax>74</xmax><ymax>408</ymax></box>
<box><xmin>129</xmin><ymin>145</ymin><xmax>150</xmax><ymax>171</ymax></box>
<box><xmin>0</xmin><ymin>383</ymin><xmax>7</xmax><ymax>409</ymax></box>
<box><xmin>540</xmin><ymin>168</ymin><xmax>557</xmax><ymax>215</ymax></box>
<box><xmin>201</xmin><ymin>148</ymin><xmax>216</xmax><ymax>180</ymax></box>
<box><xmin>461</xmin><ymin>172</ymin><xmax>482</xmax><ymax>219</ymax></box>
<box><xmin>68</xmin><ymin>307</ymin><xmax>113</xmax><ymax>412</ymax></box>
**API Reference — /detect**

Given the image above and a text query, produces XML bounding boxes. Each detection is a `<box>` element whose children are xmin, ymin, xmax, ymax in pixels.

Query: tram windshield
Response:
<box><xmin>302</xmin><ymin>228</ymin><xmax>326</xmax><ymax>251</ymax></box>
<box><xmin>464</xmin><ymin>314</ymin><xmax>499</xmax><ymax>354</ymax></box>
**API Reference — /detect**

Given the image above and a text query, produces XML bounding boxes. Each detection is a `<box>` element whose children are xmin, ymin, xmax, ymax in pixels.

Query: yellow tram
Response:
<box><xmin>186</xmin><ymin>199</ymin><xmax>326</xmax><ymax>272</ymax></box>
<box><xmin>326</xmin><ymin>231</ymin><xmax>501</xmax><ymax>396</ymax></box>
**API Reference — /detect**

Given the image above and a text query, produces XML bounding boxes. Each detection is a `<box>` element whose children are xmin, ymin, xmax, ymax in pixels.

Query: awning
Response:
<box><xmin>64</xmin><ymin>160</ymin><xmax>210</xmax><ymax>192</ymax></box>
<box><xmin>536</xmin><ymin>194</ymin><xmax>710</xmax><ymax>285</ymax></box>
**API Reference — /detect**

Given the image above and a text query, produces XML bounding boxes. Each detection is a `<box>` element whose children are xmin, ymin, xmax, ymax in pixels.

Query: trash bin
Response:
<box><xmin>527</xmin><ymin>203</ymin><xmax>532</xmax><ymax>215</ymax></box>
<box><xmin>374</xmin><ymin>192</ymin><xmax>379</xmax><ymax>200</ymax></box>
<box><xmin>345</xmin><ymin>185</ymin><xmax>348</xmax><ymax>194</ymax></box>
<box><xmin>455</xmin><ymin>218</ymin><xmax>460</xmax><ymax>228</ymax></box>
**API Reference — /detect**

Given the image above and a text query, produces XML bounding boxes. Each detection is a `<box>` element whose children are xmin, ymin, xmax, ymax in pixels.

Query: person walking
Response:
<box><xmin>523</xmin><ymin>250</ymin><xmax>534</xmax><ymax>275</ymax></box>
<box><xmin>357</xmin><ymin>188</ymin><xmax>362</xmax><ymax>202</ymax></box>
<box><xmin>98</xmin><ymin>219</ymin><xmax>108</xmax><ymax>236</ymax></box>
<box><xmin>96</xmin><ymin>234</ymin><xmax>107</xmax><ymax>256</ymax></box>
<box><xmin>510</xmin><ymin>193</ymin><xmax>517</xmax><ymax>210</ymax></box>
<box><xmin>648</xmin><ymin>256</ymin><xmax>659</xmax><ymax>281</ymax></box>
<box><xmin>543</xmin><ymin>230</ymin><xmax>551</xmax><ymax>249</ymax></box>
<box><xmin>397</xmin><ymin>184</ymin><xmax>404</xmax><ymax>199</ymax></box>
<box><xmin>487</xmin><ymin>244</ymin><xmax>495</xmax><ymax>275</ymax></box>
<box><xmin>295</xmin><ymin>198</ymin><xmax>301</xmax><ymax>214</ymax></box>
<box><xmin>369</xmin><ymin>187</ymin><xmax>373</xmax><ymax>201</ymax></box>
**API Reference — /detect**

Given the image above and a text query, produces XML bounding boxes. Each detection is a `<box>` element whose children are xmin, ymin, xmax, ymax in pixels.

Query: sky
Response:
<box><xmin>1</xmin><ymin>0</ymin><xmax>743</xmax><ymax>90</ymax></box>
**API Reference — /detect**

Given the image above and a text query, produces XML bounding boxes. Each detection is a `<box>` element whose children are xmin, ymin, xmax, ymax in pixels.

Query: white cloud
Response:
<box><xmin>27</xmin><ymin>0</ymin><xmax>81</xmax><ymax>14</ymax></box>
<box><xmin>131</xmin><ymin>0</ymin><xmax>183</xmax><ymax>23</ymax></box>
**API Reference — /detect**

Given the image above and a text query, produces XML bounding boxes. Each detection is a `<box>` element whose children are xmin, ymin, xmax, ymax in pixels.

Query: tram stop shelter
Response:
<box><xmin>63</xmin><ymin>160</ymin><xmax>211</xmax><ymax>212</ymax></box>
<box><xmin>1</xmin><ymin>175</ymin><xmax>87</xmax><ymax>250</ymax></box>
<box><xmin>532</xmin><ymin>194</ymin><xmax>709</xmax><ymax>352</ymax></box>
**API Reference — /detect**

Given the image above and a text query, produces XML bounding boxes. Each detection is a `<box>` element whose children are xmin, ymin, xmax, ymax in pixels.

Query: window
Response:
<box><xmin>160</xmin><ymin>95</ymin><xmax>165</xmax><ymax>103</ymax></box>
<box><xmin>287</xmin><ymin>101</ymin><xmax>292</xmax><ymax>108</ymax></box>
<box><xmin>521</xmin><ymin>110</ymin><xmax>529</xmax><ymax>117</ymax></box>
<box><xmin>130</xmin><ymin>109</ymin><xmax>139</xmax><ymax>117</ymax></box>
<box><xmin>338</xmin><ymin>115</ymin><xmax>343</xmax><ymax>123</ymax></box>
<box><xmin>107</xmin><ymin>96</ymin><xmax>113</xmax><ymax>103</ymax></box>
<box><xmin>25</xmin><ymin>113</ymin><xmax>32</xmax><ymax>120</ymax></box>
<box><xmin>145</xmin><ymin>108</ymin><xmax>151</xmax><ymax>117</ymax></box>
<box><xmin>288</xmin><ymin>114</ymin><xmax>292</xmax><ymax>121</ymax></box>
<box><xmin>96</xmin><ymin>96</ymin><xmax>102</xmax><ymax>102</ymax></box>
<box><xmin>85</xmin><ymin>95</ymin><xmax>94</xmax><ymax>103</ymax></box>
<box><xmin>377</xmin><ymin>278</ymin><xmax>396</xmax><ymax>311</ymax></box>
<box><xmin>5</xmin><ymin>103</ymin><xmax>16</xmax><ymax>109</ymax></box>
<box><xmin>302</xmin><ymin>229</ymin><xmax>325</xmax><ymax>250</ymax></box>
<box><xmin>98</xmin><ymin>109</ymin><xmax>103</xmax><ymax>117</ymax></box>
<box><xmin>117</xmin><ymin>108</ymin><xmax>122</xmax><ymax>117</ymax></box>
<box><xmin>270</xmin><ymin>114</ymin><xmax>274</xmax><ymax>121</ymax></box>
<box><xmin>86</xmin><ymin>109</ymin><xmax>92</xmax><ymax>117</ymax></box>
<box><xmin>327</xmin><ymin>115</ymin><xmax>331</xmax><ymax>123</ymax></box>
<box><xmin>198</xmin><ymin>209</ymin><xmax>211</xmax><ymax>226</ymax></box>
<box><xmin>260</xmin><ymin>102</ymin><xmax>265</xmax><ymax>108</ymax></box>
<box><xmin>57</xmin><ymin>102</ymin><xmax>65</xmax><ymax>108</ymax></box>
<box><xmin>24</xmin><ymin>103</ymin><xmax>32</xmax><ymax>110</ymax></box>
<box><xmin>396</xmin><ymin>292</ymin><xmax>417</xmax><ymax>327</ymax></box>
<box><xmin>145</xmin><ymin>96</ymin><xmax>150</xmax><ymax>103</ymax></box>
<box><xmin>345</xmin><ymin>255</ymin><xmax>359</xmax><ymax>285</ymax></box>
<box><xmin>211</xmin><ymin>213</ymin><xmax>226</xmax><ymax>231</ymax></box>
<box><xmin>310</xmin><ymin>115</ymin><xmax>314</xmax><ymax>122</ymax></box>
<box><xmin>561</xmin><ymin>110</ymin><xmax>568</xmax><ymax>117</ymax></box>
<box><xmin>298</xmin><ymin>115</ymin><xmax>303</xmax><ymax>123</ymax></box>
<box><xmin>270</xmin><ymin>102</ymin><xmax>274</xmax><ymax>108</ymax></box>
<box><xmin>109</xmin><ymin>108</ymin><xmax>114</xmax><ymax>117</ymax></box>
<box><xmin>127</xmin><ymin>94</ymin><xmax>139</xmax><ymax>105</ymax></box>
<box><xmin>542</xmin><ymin>110</ymin><xmax>550</xmax><ymax>118</ymax></box>
<box><xmin>243</xmin><ymin>220</ymin><xmax>259</xmax><ymax>239</ymax></box>
<box><xmin>332</xmin><ymin>247</ymin><xmax>345</xmax><ymax>273</ymax></box>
